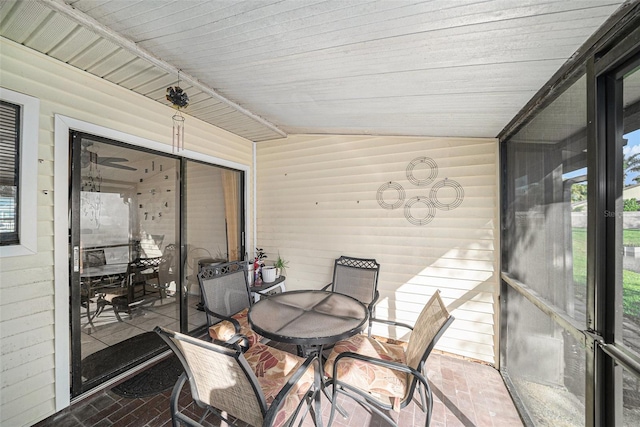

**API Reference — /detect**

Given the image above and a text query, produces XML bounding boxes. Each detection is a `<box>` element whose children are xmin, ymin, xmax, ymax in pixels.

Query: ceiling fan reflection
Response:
<box><xmin>81</xmin><ymin>150</ymin><xmax>137</xmax><ymax>171</ymax></box>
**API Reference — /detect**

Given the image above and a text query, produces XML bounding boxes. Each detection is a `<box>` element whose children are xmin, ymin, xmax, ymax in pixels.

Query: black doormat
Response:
<box><xmin>111</xmin><ymin>355</ymin><xmax>184</xmax><ymax>398</ymax></box>
<box><xmin>82</xmin><ymin>331</ymin><xmax>168</xmax><ymax>389</ymax></box>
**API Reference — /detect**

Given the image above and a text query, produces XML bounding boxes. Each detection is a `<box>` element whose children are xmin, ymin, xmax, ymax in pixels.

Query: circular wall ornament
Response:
<box><xmin>406</xmin><ymin>157</ymin><xmax>438</xmax><ymax>186</ymax></box>
<box><xmin>377</xmin><ymin>182</ymin><xmax>405</xmax><ymax>209</ymax></box>
<box><xmin>404</xmin><ymin>196</ymin><xmax>436</xmax><ymax>226</ymax></box>
<box><xmin>429</xmin><ymin>179</ymin><xmax>464</xmax><ymax>210</ymax></box>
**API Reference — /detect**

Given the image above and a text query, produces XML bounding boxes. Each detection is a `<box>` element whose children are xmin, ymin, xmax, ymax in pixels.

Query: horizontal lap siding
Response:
<box><xmin>0</xmin><ymin>38</ymin><xmax>253</xmax><ymax>426</ymax></box>
<box><xmin>256</xmin><ymin>134</ymin><xmax>498</xmax><ymax>364</ymax></box>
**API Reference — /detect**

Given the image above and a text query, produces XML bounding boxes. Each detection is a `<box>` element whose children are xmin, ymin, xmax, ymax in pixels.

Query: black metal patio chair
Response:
<box><xmin>323</xmin><ymin>290</ymin><xmax>454</xmax><ymax>427</ymax></box>
<box><xmin>324</xmin><ymin>255</ymin><xmax>380</xmax><ymax>336</ymax></box>
<box><xmin>198</xmin><ymin>260</ymin><xmax>260</xmax><ymax>349</ymax></box>
<box><xmin>154</xmin><ymin>326</ymin><xmax>319</xmax><ymax>427</ymax></box>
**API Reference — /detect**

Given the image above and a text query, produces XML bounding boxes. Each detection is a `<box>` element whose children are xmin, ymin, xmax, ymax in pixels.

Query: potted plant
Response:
<box><xmin>274</xmin><ymin>253</ymin><xmax>289</xmax><ymax>278</ymax></box>
<box><xmin>254</xmin><ymin>248</ymin><xmax>267</xmax><ymax>284</ymax></box>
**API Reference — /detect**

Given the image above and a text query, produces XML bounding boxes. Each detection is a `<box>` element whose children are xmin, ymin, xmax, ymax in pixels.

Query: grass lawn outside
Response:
<box><xmin>624</xmin><ymin>228</ymin><xmax>640</xmax><ymax>247</ymax></box>
<box><xmin>573</xmin><ymin>228</ymin><xmax>640</xmax><ymax>321</ymax></box>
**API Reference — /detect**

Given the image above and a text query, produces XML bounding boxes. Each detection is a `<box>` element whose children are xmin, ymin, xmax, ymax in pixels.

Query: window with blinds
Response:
<box><xmin>0</xmin><ymin>100</ymin><xmax>20</xmax><ymax>245</ymax></box>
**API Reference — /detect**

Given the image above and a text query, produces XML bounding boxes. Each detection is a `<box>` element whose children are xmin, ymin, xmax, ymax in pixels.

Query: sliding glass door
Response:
<box><xmin>69</xmin><ymin>132</ymin><xmax>244</xmax><ymax>397</ymax></box>
<box><xmin>601</xmin><ymin>52</ymin><xmax>640</xmax><ymax>426</ymax></box>
<box><xmin>182</xmin><ymin>159</ymin><xmax>244</xmax><ymax>329</ymax></box>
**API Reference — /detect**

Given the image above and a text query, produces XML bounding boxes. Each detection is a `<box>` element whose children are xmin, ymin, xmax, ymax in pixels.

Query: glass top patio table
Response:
<box><xmin>249</xmin><ymin>290</ymin><xmax>367</xmax><ymax>427</ymax></box>
<box><xmin>248</xmin><ymin>290</ymin><xmax>369</xmax><ymax>348</ymax></box>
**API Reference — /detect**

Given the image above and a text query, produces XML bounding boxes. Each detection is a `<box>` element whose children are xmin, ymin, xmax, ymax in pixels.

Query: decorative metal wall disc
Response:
<box><xmin>404</xmin><ymin>196</ymin><xmax>436</xmax><ymax>226</ymax></box>
<box><xmin>406</xmin><ymin>157</ymin><xmax>438</xmax><ymax>186</ymax></box>
<box><xmin>377</xmin><ymin>182</ymin><xmax>405</xmax><ymax>209</ymax></box>
<box><xmin>429</xmin><ymin>179</ymin><xmax>464</xmax><ymax>210</ymax></box>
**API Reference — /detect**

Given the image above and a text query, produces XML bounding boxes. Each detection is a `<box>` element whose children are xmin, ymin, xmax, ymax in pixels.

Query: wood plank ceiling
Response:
<box><xmin>0</xmin><ymin>0</ymin><xmax>627</xmax><ymax>142</ymax></box>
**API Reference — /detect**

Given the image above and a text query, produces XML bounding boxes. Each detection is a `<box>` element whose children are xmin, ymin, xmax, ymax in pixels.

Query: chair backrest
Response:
<box><xmin>126</xmin><ymin>257</ymin><xmax>162</xmax><ymax>285</ymax></box>
<box><xmin>154</xmin><ymin>326</ymin><xmax>266</xmax><ymax>426</ymax></box>
<box><xmin>84</xmin><ymin>249</ymin><xmax>106</xmax><ymax>267</ymax></box>
<box><xmin>405</xmin><ymin>290</ymin><xmax>454</xmax><ymax>372</ymax></box>
<box><xmin>331</xmin><ymin>256</ymin><xmax>380</xmax><ymax>305</ymax></box>
<box><xmin>198</xmin><ymin>260</ymin><xmax>251</xmax><ymax>325</ymax></box>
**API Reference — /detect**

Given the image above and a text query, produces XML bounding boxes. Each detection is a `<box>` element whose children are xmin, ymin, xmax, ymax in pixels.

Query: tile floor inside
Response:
<box><xmin>81</xmin><ymin>294</ymin><xmax>206</xmax><ymax>360</ymax></box>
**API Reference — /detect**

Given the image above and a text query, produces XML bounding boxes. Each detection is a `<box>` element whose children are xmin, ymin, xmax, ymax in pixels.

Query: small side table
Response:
<box><xmin>250</xmin><ymin>275</ymin><xmax>286</xmax><ymax>302</ymax></box>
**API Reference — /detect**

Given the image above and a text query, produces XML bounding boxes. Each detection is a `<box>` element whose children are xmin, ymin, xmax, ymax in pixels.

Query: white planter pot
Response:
<box><xmin>262</xmin><ymin>266</ymin><xmax>277</xmax><ymax>283</ymax></box>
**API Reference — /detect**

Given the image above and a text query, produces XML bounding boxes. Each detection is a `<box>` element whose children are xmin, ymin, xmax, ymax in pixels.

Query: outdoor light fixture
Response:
<box><xmin>166</xmin><ymin>71</ymin><xmax>189</xmax><ymax>152</ymax></box>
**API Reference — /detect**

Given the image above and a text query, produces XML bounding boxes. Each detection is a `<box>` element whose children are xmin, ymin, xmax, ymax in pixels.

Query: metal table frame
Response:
<box><xmin>248</xmin><ymin>289</ymin><xmax>368</xmax><ymax>426</ymax></box>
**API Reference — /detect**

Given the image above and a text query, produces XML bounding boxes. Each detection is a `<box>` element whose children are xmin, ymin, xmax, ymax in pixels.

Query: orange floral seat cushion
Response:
<box><xmin>244</xmin><ymin>343</ymin><xmax>315</xmax><ymax>427</ymax></box>
<box><xmin>324</xmin><ymin>334</ymin><xmax>408</xmax><ymax>407</ymax></box>
<box><xmin>208</xmin><ymin>307</ymin><xmax>260</xmax><ymax>346</ymax></box>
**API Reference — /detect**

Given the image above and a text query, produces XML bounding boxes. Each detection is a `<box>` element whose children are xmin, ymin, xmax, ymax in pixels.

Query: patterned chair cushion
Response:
<box><xmin>324</xmin><ymin>334</ymin><xmax>408</xmax><ymax>408</ymax></box>
<box><xmin>208</xmin><ymin>307</ymin><xmax>260</xmax><ymax>347</ymax></box>
<box><xmin>244</xmin><ymin>343</ymin><xmax>315</xmax><ymax>427</ymax></box>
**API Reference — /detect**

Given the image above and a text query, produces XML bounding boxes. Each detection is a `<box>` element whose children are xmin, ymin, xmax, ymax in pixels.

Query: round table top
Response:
<box><xmin>248</xmin><ymin>290</ymin><xmax>369</xmax><ymax>346</ymax></box>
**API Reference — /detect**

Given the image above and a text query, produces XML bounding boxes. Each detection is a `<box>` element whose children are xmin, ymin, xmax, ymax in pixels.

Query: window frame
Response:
<box><xmin>0</xmin><ymin>88</ymin><xmax>39</xmax><ymax>257</ymax></box>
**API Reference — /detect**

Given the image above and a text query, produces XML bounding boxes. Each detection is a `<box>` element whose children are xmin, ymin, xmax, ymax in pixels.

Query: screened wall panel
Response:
<box><xmin>502</xmin><ymin>73</ymin><xmax>589</xmax><ymax>426</ymax></box>
<box><xmin>504</xmin><ymin>286</ymin><xmax>586</xmax><ymax>426</ymax></box>
<box><xmin>504</xmin><ymin>75</ymin><xmax>588</xmax><ymax>325</ymax></box>
<box><xmin>256</xmin><ymin>134</ymin><xmax>499</xmax><ymax>363</ymax></box>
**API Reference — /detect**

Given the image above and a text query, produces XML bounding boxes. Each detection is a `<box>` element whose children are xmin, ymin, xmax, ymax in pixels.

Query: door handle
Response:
<box><xmin>73</xmin><ymin>246</ymin><xmax>80</xmax><ymax>272</ymax></box>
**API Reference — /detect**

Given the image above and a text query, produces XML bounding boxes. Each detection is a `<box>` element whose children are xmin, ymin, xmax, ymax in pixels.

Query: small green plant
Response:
<box><xmin>274</xmin><ymin>253</ymin><xmax>289</xmax><ymax>274</ymax></box>
<box><xmin>624</xmin><ymin>198</ymin><xmax>640</xmax><ymax>212</ymax></box>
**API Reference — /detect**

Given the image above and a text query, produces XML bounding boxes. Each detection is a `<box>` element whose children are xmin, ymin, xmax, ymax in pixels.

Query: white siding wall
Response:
<box><xmin>0</xmin><ymin>38</ymin><xmax>253</xmax><ymax>426</ymax></box>
<box><xmin>256</xmin><ymin>134</ymin><xmax>499</xmax><ymax>364</ymax></box>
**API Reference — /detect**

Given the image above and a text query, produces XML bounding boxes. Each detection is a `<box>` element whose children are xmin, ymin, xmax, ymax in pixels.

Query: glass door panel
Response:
<box><xmin>70</xmin><ymin>133</ymin><xmax>180</xmax><ymax>396</ymax></box>
<box><xmin>183</xmin><ymin>160</ymin><xmax>244</xmax><ymax>331</ymax></box>
<box><xmin>70</xmin><ymin>133</ymin><xmax>246</xmax><ymax>397</ymax></box>
<box><xmin>612</xmin><ymin>58</ymin><xmax>640</xmax><ymax>426</ymax></box>
<box><xmin>620</xmin><ymin>65</ymin><xmax>640</xmax><ymax>356</ymax></box>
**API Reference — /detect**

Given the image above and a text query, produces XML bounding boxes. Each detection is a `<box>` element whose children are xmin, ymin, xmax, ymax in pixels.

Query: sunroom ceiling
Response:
<box><xmin>0</xmin><ymin>0</ymin><xmax>627</xmax><ymax>142</ymax></box>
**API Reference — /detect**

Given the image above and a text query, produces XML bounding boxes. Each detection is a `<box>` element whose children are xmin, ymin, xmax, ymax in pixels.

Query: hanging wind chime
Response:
<box><xmin>166</xmin><ymin>71</ymin><xmax>189</xmax><ymax>152</ymax></box>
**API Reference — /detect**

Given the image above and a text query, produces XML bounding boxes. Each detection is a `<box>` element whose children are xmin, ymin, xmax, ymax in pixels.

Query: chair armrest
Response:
<box><xmin>264</xmin><ymin>354</ymin><xmax>320</xmax><ymax>426</ymax></box>
<box><xmin>212</xmin><ymin>334</ymin><xmax>250</xmax><ymax>353</ymax></box>
<box><xmin>369</xmin><ymin>290</ymin><xmax>380</xmax><ymax>313</ymax></box>
<box><xmin>372</xmin><ymin>290</ymin><xmax>380</xmax><ymax>304</ymax></box>
<box><xmin>203</xmin><ymin>307</ymin><xmax>241</xmax><ymax>335</ymax></box>
<box><xmin>330</xmin><ymin>351</ymin><xmax>429</xmax><ymax>393</ymax></box>
<box><xmin>370</xmin><ymin>317</ymin><xmax>414</xmax><ymax>332</ymax></box>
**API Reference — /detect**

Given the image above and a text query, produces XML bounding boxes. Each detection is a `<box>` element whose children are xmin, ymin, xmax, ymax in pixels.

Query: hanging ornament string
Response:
<box><xmin>166</xmin><ymin>70</ymin><xmax>189</xmax><ymax>152</ymax></box>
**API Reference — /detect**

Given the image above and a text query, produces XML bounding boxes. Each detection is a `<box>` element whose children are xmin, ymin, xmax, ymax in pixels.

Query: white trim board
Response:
<box><xmin>0</xmin><ymin>88</ymin><xmax>39</xmax><ymax>258</ymax></box>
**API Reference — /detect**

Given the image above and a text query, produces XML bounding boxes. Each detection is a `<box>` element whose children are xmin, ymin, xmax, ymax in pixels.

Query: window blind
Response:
<box><xmin>0</xmin><ymin>101</ymin><xmax>19</xmax><ymax>186</ymax></box>
<box><xmin>0</xmin><ymin>100</ymin><xmax>20</xmax><ymax>242</ymax></box>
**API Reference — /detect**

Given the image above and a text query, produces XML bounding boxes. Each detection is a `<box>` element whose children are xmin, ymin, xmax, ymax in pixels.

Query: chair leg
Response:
<box><xmin>425</xmin><ymin>382</ymin><xmax>433</xmax><ymax>427</ymax></box>
<box><xmin>418</xmin><ymin>382</ymin><xmax>427</xmax><ymax>413</ymax></box>
<box><xmin>112</xmin><ymin>305</ymin><xmax>123</xmax><ymax>322</ymax></box>
<box><xmin>323</xmin><ymin>383</ymin><xmax>349</xmax><ymax>419</ymax></box>
<box><xmin>416</xmin><ymin>377</ymin><xmax>434</xmax><ymax>427</ymax></box>
<box><xmin>327</xmin><ymin>386</ymin><xmax>340</xmax><ymax>427</ymax></box>
<box><xmin>94</xmin><ymin>297</ymin><xmax>107</xmax><ymax>317</ymax></box>
<box><xmin>170</xmin><ymin>372</ymin><xmax>188</xmax><ymax>427</ymax></box>
<box><xmin>333</xmin><ymin>383</ymin><xmax>399</xmax><ymax>427</ymax></box>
